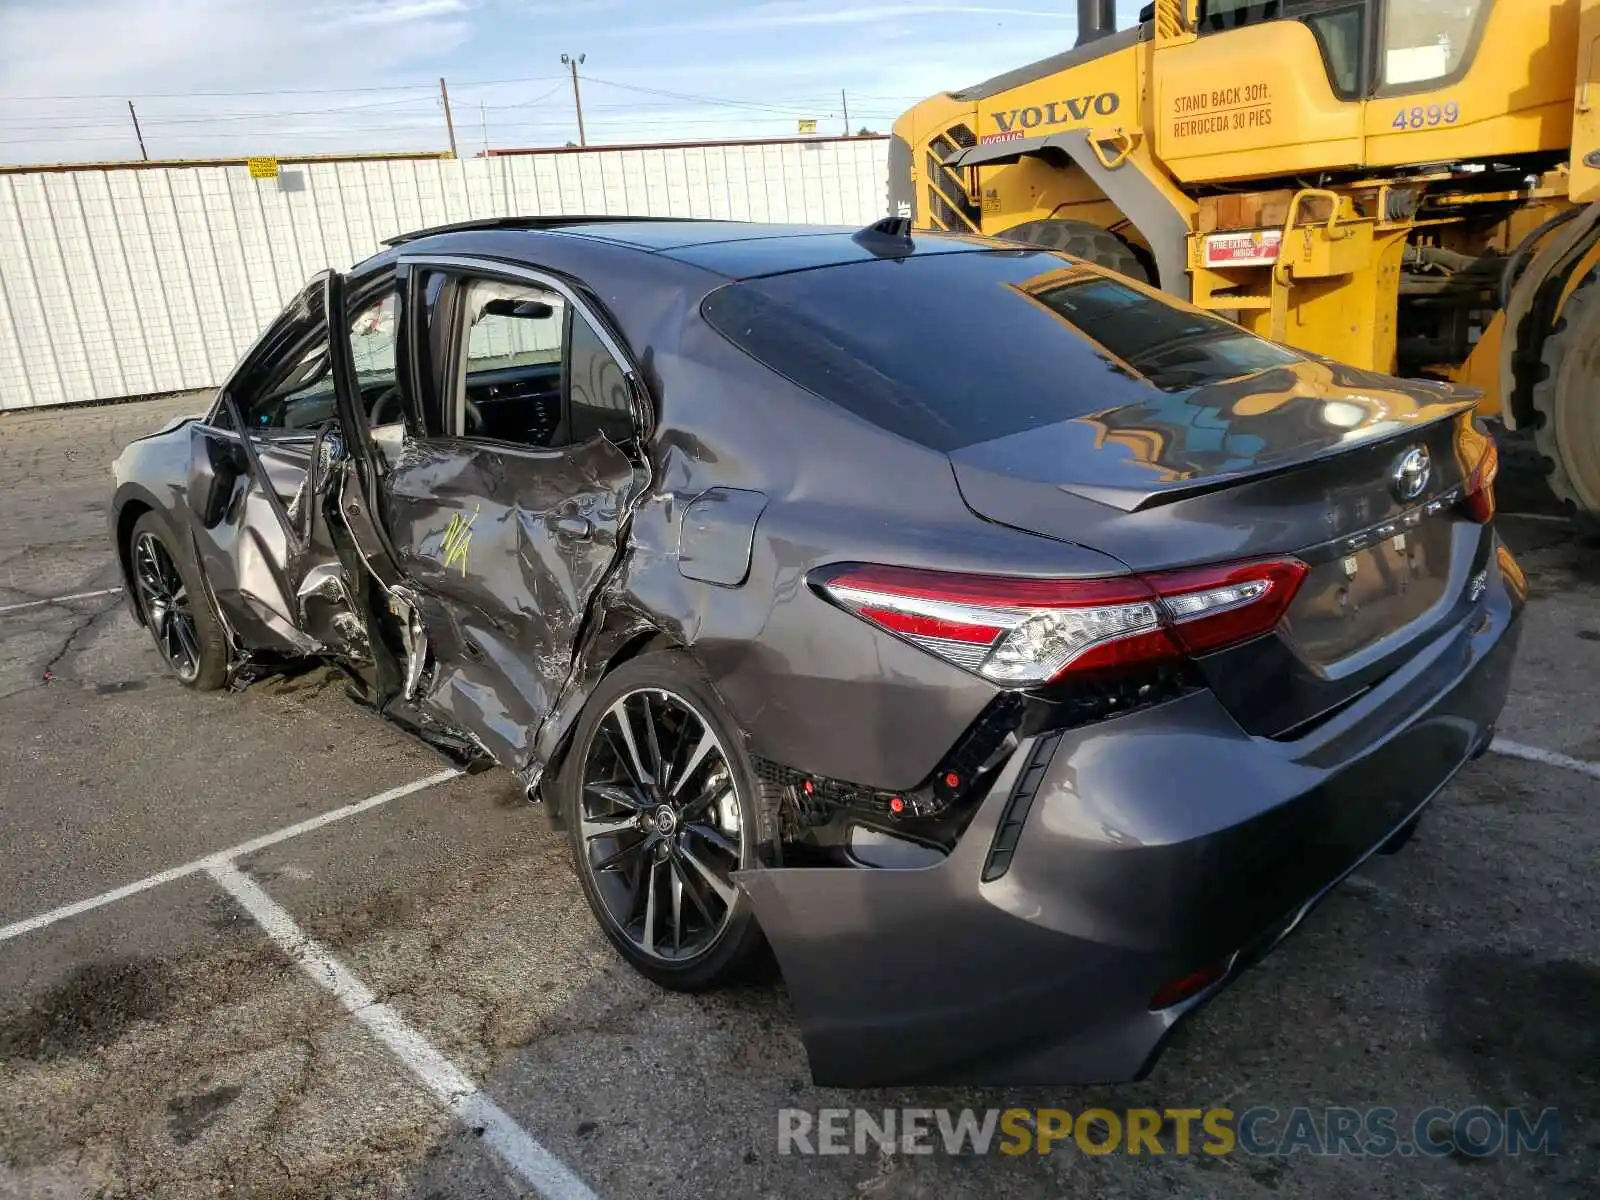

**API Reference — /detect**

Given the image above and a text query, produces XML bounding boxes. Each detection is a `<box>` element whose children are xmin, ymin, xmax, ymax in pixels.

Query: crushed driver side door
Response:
<box><xmin>340</xmin><ymin>256</ymin><xmax>648</xmax><ymax>772</ymax></box>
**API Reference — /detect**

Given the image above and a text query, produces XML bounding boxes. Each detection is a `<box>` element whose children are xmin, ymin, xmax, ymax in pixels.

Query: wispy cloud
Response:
<box><xmin>0</xmin><ymin>0</ymin><xmax>1146</xmax><ymax>164</ymax></box>
<box><xmin>332</xmin><ymin>0</ymin><xmax>474</xmax><ymax>27</ymax></box>
<box><xmin>625</xmin><ymin>2</ymin><xmax>1075</xmax><ymax>35</ymax></box>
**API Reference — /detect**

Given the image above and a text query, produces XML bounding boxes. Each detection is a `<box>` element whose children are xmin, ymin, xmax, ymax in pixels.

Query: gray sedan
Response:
<box><xmin>109</xmin><ymin>217</ymin><xmax>1523</xmax><ymax>1085</ymax></box>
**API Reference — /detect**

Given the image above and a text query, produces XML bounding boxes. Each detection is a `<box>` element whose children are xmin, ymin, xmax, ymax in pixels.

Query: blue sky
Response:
<box><xmin>0</xmin><ymin>0</ymin><xmax>1143</xmax><ymax>164</ymax></box>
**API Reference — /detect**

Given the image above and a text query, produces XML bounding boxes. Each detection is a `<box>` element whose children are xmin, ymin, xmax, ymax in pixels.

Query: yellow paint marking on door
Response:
<box><xmin>441</xmin><ymin>505</ymin><xmax>479</xmax><ymax>576</ymax></box>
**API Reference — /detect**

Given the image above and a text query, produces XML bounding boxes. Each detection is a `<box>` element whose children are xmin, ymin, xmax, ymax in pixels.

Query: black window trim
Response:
<box><xmin>1191</xmin><ymin>0</ymin><xmax>1492</xmax><ymax>102</ymax></box>
<box><xmin>204</xmin><ymin>270</ymin><xmax>402</xmax><ymax>445</ymax></box>
<box><xmin>1195</xmin><ymin>0</ymin><xmax>1373</xmax><ymax>101</ymax></box>
<box><xmin>394</xmin><ymin>252</ymin><xmax>648</xmax><ymax>457</ymax></box>
<box><xmin>1369</xmin><ymin>0</ymin><xmax>1492</xmax><ymax>100</ymax></box>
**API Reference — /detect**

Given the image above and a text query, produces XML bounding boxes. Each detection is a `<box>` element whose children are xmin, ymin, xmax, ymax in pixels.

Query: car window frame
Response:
<box><xmin>205</xmin><ymin>270</ymin><xmax>410</xmax><ymax>447</ymax></box>
<box><xmin>449</xmin><ymin>275</ymin><xmax>569</xmax><ymax>443</ymax></box>
<box><xmin>396</xmin><ymin>252</ymin><xmax>649</xmax><ymax>458</ymax></box>
<box><xmin>204</xmin><ymin>306</ymin><xmax>318</xmax><ymax>445</ymax></box>
<box><xmin>344</xmin><ymin>281</ymin><xmax>405</xmax><ymax>407</ymax></box>
<box><xmin>338</xmin><ymin>272</ymin><xmax>410</xmax><ymax>439</ymax></box>
<box><xmin>240</xmin><ymin>328</ymin><xmax>340</xmax><ymax>440</ymax></box>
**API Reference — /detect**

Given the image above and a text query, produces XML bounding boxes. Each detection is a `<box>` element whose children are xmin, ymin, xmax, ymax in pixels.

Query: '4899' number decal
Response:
<box><xmin>1392</xmin><ymin>102</ymin><xmax>1459</xmax><ymax>130</ymax></box>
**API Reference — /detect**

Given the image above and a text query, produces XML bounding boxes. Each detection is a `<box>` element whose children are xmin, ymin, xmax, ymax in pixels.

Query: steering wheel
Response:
<box><xmin>368</xmin><ymin>386</ymin><xmax>484</xmax><ymax>435</ymax></box>
<box><xmin>368</xmin><ymin>386</ymin><xmax>405</xmax><ymax>427</ymax></box>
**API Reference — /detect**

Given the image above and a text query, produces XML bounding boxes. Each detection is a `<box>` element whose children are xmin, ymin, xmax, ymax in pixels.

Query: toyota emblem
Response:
<box><xmin>1390</xmin><ymin>446</ymin><xmax>1432</xmax><ymax>503</ymax></box>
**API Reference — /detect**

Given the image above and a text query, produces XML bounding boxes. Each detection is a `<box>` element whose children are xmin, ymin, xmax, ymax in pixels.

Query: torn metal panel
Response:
<box><xmin>296</xmin><ymin>563</ymin><xmax>369</xmax><ymax>662</ymax></box>
<box><xmin>182</xmin><ymin>427</ymin><xmax>321</xmax><ymax>655</ymax></box>
<box><xmin>388</xmin><ymin>585</ymin><xmax>431</xmax><ymax>700</ymax></box>
<box><xmin>377</xmin><ymin>433</ymin><xmax>637</xmax><ymax>769</ymax></box>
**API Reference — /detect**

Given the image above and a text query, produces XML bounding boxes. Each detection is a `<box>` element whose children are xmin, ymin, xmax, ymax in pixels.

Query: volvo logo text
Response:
<box><xmin>1390</xmin><ymin>446</ymin><xmax>1432</xmax><ymax>503</ymax></box>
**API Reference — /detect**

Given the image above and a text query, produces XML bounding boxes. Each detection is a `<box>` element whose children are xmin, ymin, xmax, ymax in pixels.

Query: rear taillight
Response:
<box><xmin>1456</xmin><ymin>418</ymin><xmax>1499</xmax><ymax>524</ymax></box>
<box><xmin>813</xmin><ymin>558</ymin><xmax>1307</xmax><ymax>686</ymax></box>
<box><xmin>1149</xmin><ymin>959</ymin><xmax>1229</xmax><ymax>1010</ymax></box>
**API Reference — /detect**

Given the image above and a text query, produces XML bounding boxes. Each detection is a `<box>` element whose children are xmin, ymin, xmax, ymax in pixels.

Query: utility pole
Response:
<box><xmin>561</xmin><ymin>53</ymin><xmax>587</xmax><ymax>146</ymax></box>
<box><xmin>480</xmin><ymin>100</ymin><xmax>490</xmax><ymax>156</ymax></box>
<box><xmin>841</xmin><ymin>89</ymin><xmax>850</xmax><ymax>136</ymax></box>
<box><xmin>127</xmin><ymin>100</ymin><xmax>148</xmax><ymax>161</ymax></box>
<box><xmin>439</xmin><ymin>77</ymin><xmax>459</xmax><ymax>158</ymax></box>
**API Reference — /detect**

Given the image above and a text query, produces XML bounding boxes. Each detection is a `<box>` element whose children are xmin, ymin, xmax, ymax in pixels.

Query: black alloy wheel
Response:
<box><xmin>128</xmin><ymin>512</ymin><xmax>229</xmax><ymax>690</ymax></box>
<box><xmin>564</xmin><ymin>652</ymin><xmax>772</xmax><ymax>990</ymax></box>
<box><xmin>579</xmin><ymin>687</ymin><xmax>745</xmax><ymax>960</ymax></box>
<box><xmin>133</xmin><ymin>530</ymin><xmax>202</xmax><ymax>682</ymax></box>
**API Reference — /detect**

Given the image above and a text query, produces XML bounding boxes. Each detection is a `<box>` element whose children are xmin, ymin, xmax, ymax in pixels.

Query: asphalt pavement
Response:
<box><xmin>0</xmin><ymin>394</ymin><xmax>1595</xmax><ymax>1199</ymax></box>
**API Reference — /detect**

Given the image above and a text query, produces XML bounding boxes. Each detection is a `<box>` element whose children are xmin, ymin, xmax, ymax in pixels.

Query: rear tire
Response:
<box><xmin>997</xmin><ymin>218</ymin><xmax>1151</xmax><ymax>283</ymax></box>
<box><xmin>558</xmin><ymin>651</ymin><xmax>776</xmax><ymax>992</ymax></box>
<box><xmin>1530</xmin><ymin>270</ymin><xmax>1600</xmax><ymax>536</ymax></box>
<box><xmin>128</xmin><ymin>512</ymin><xmax>229</xmax><ymax>691</ymax></box>
<box><xmin>1377</xmin><ymin>814</ymin><xmax>1422</xmax><ymax>856</ymax></box>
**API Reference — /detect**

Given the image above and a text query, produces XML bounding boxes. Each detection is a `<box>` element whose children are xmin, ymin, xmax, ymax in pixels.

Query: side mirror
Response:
<box><xmin>186</xmin><ymin>424</ymin><xmax>248</xmax><ymax>528</ymax></box>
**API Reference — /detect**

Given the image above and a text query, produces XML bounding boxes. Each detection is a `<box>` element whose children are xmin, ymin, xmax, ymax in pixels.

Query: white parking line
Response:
<box><xmin>208</xmin><ymin>860</ymin><xmax>596</xmax><ymax>1200</ymax></box>
<box><xmin>1489</xmin><ymin>737</ymin><xmax>1600</xmax><ymax>781</ymax></box>
<box><xmin>0</xmin><ymin>587</ymin><xmax>123</xmax><ymax>616</ymax></box>
<box><xmin>0</xmin><ymin>769</ymin><xmax>460</xmax><ymax>945</ymax></box>
<box><xmin>0</xmin><ymin>764</ymin><xmax>598</xmax><ymax>1196</ymax></box>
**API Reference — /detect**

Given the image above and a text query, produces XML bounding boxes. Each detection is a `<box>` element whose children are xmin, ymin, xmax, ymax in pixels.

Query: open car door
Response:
<box><xmin>326</xmin><ymin>256</ymin><xmax>648</xmax><ymax>775</ymax></box>
<box><xmin>183</xmin><ymin>275</ymin><xmax>360</xmax><ymax>659</ymax></box>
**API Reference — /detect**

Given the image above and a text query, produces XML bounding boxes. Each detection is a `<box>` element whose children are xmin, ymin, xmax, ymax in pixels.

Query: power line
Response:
<box><xmin>580</xmin><ymin>75</ymin><xmax>836</xmax><ymax>118</ymax></box>
<box><xmin>0</xmin><ymin>69</ymin><xmax>905</xmax><ymax>157</ymax></box>
<box><xmin>0</xmin><ymin>124</ymin><xmax>449</xmax><ymax>146</ymax></box>
<box><xmin>3</xmin><ymin>96</ymin><xmax>440</xmax><ymax>123</ymax></box>
<box><xmin>480</xmin><ymin>84</ymin><xmax>568</xmax><ymax>112</ymax></box>
<box><xmin>0</xmin><ymin>82</ymin><xmax>441</xmax><ymax>102</ymax></box>
<box><xmin>0</xmin><ymin>108</ymin><xmax>905</xmax><ymax>145</ymax></box>
<box><xmin>0</xmin><ymin>75</ymin><xmax>568</xmax><ymax>104</ymax></box>
<box><xmin>148</xmin><ymin>96</ymin><xmax>441</xmax><ymax>123</ymax></box>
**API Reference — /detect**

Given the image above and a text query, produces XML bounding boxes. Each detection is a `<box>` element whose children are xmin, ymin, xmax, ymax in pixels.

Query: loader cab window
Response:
<box><xmin>1194</xmin><ymin>0</ymin><xmax>1487</xmax><ymax>97</ymax></box>
<box><xmin>1381</xmin><ymin>0</ymin><xmax>1488</xmax><ymax>87</ymax></box>
<box><xmin>1199</xmin><ymin>0</ymin><xmax>1280</xmax><ymax>30</ymax></box>
<box><xmin>1196</xmin><ymin>0</ymin><xmax>1367</xmax><ymax>99</ymax></box>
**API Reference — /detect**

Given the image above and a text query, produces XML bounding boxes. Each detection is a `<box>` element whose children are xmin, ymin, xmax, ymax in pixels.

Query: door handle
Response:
<box><xmin>551</xmin><ymin>514</ymin><xmax>593</xmax><ymax>541</ymax></box>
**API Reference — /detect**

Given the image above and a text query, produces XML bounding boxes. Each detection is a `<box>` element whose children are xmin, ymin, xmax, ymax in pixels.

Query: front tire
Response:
<box><xmin>1530</xmin><ymin>269</ymin><xmax>1600</xmax><ymax>535</ymax></box>
<box><xmin>558</xmin><ymin>651</ymin><xmax>774</xmax><ymax>991</ymax></box>
<box><xmin>128</xmin><ymin>512</ymin><xmax>229</xmax><ymax>690</ymax></box>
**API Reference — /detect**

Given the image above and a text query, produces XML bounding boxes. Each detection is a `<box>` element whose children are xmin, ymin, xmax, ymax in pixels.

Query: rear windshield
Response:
<box><xmin>700</xmin><ymin>249</ymin><xmax>1300</xmax><ymax>451</ymax></box>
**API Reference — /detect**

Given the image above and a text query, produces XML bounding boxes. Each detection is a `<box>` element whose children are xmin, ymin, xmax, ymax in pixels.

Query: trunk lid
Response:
<box><xmin>948</xmin><ymin>362</ymin><xmax>1492</xmax><ymax>737</ymax></box>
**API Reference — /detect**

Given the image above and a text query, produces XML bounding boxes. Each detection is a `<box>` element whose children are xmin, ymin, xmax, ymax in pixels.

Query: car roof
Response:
<box><xmin>374</xmin><ymin>216</ymin><xmax>1000</xmax><ymax>281</ymax></box>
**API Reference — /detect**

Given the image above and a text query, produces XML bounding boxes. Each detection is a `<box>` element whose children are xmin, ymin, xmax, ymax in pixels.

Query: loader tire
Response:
<box><xmin>997</xmin><ymin>218</ymin><xmax>1151</xmax><ymax>283</ymax></box>
<box><xmin>1530</xmin><ymin>270</ymin><xmax>1600</xmax><ymax>536</ymax></box>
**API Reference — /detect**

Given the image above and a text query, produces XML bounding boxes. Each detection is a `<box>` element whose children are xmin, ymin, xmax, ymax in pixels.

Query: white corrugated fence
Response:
<box><xmin>0</xmin><ymin>136</ymin><xmax>889</xmax><ymax>411</ymax></box>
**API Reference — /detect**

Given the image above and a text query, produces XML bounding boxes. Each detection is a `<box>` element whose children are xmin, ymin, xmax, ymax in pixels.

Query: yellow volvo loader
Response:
<box><xmin>890</xmin><ymin>0</ymin><xmax>1600</xmax><ymax>528</ymax></box>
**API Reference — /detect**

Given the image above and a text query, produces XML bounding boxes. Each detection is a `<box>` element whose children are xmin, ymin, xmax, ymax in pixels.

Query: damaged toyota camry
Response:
<box><xmin>110</xmin><ymin>217</ymin><xmax>1525</xmax><ymax>1086</ymax></box>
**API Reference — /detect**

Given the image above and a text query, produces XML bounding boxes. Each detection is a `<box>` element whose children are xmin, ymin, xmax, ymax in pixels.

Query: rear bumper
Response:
<box><xmin>737</xmin><ymin>544</ymin><xmax>1523</xmax><ymax>1086</ymax></box>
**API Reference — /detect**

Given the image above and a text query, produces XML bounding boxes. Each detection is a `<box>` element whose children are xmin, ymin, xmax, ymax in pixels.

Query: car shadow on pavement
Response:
<box><xmin>1431</xmin><ymin>950</ymin><xmax>1600</xmax><ymax>1139</ymax></box>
